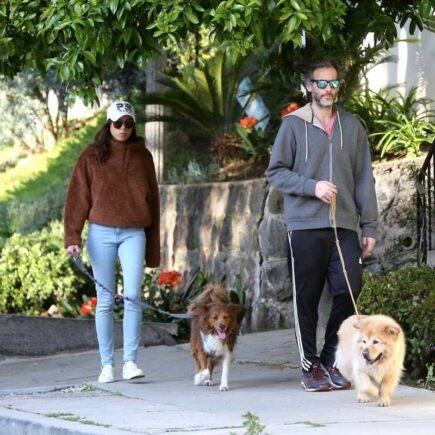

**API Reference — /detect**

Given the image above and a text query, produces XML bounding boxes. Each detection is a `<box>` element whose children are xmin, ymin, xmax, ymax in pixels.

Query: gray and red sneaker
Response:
<box><xmin>321</xmin><ymin>364</ymin><xmax>351</xmax><ymax>390</ymax></box>
<box><xmin>301</xmin><ymin>360</ymin><xmax>331</xmax><ymax>392</ymax></box>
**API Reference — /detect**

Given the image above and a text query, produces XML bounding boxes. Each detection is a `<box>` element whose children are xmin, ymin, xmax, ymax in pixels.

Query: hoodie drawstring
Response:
<box><xmin>303</xmin><ymin>109</ymin><xmax>343</xmax><ymax>164</ymax></box>
<box><xmin>304</xmin><ymin>121</ymin><xmax>308</xmax><ymax>163</ymax></box>
<box><xmin>337</xmin><ymin>110</ymin><xmax>343</xmax><ymax>151</ymax></box>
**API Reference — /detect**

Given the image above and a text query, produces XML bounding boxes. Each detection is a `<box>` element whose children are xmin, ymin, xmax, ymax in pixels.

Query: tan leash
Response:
<box><xmin>330</xmin><ymin>194</ymin><xmax>360</xmax><ymax>316</ymax></box>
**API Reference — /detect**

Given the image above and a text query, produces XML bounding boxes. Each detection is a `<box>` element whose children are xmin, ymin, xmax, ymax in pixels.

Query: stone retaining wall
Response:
<box><xmin>159</xmin><ymin>157</ymin><xmax>424</xmax><ymax>333</ymax></box>
<box><xmin>0</xmin><ymin>315</ymin><xmax>176</xmax><ymax>358</ymax></box>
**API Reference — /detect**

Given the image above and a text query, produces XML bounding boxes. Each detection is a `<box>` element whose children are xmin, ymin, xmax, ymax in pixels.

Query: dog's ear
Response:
<box><xmin>353</xmin><ymin>314</ymin><xmax>367</xmax><ymax>329</ymax></box>
<box><xmin>228</xmin><ymin>303</ymin><xmax>242</xmax><ymax>313</ymax></box>
<box><xmin>188</xmin><ymin>303</ymin><xmax>210</xmax><ymax>317</ymax></box>
<box><xmin>384</xmin><ymin>325</ymin><xmax>400</xmax><ymax>336</ymax></box>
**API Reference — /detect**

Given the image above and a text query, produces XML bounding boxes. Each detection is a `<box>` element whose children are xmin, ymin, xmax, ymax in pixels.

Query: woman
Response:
<box><xmin>64</xmin><ymin>101</ymin><xmax>160</xmax><ymax>383</ymax></box>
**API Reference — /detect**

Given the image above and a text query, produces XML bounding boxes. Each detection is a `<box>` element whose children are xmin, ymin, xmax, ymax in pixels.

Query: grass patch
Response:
<box><xmin>45</xmin><ymin>412</ymin><xmax>110</xmax><ymax>428</ymax></box>
<box><xmin>0</xmin><ymin>145</ymin><xmax>25</xmax><ymax>172</ymax></box>
<box><xmin>233</xmin><ymin>359</ymin><xmax>299</xmax><ymax>370</ymax></box>
<box><xmin>296</xmin><ymin>421</ymin><xmax>327</xmax><ymax>428</ymax></box>
<box><xmin>0</xmin><ymin>113</ymin><xmax>103</xmax><ymax>202</ymax></box>
<box><xmin>60</xmin><ymin>384</ymin><xmax>97</xmax><ymax>393</ymax></box>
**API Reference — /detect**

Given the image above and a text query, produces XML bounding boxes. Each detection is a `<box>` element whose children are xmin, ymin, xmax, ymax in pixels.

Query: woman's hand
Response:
<box><xmin>66</xmin><ymin>245</ymin><xmax>80</xmax><ymax>257</ymax></box>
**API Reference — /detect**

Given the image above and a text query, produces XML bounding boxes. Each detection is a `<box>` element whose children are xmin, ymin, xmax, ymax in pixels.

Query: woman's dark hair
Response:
<box><xmin>93</xmin><ymin>120</ymin><xmax>140</xmax><ymax>162</ymax></box>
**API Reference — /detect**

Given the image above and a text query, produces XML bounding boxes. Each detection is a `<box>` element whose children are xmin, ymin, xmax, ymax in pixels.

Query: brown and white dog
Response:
<box><xmin>188</xmin><ymin>284</ymin><xmax>241</xmax><ymax>391</ymax></box>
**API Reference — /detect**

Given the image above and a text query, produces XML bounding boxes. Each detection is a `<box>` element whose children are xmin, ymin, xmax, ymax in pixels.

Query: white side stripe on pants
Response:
<box><xmin>288</xmin><ymin>232</ymin><xmax>312</xmax><ymax>371</ymax></box>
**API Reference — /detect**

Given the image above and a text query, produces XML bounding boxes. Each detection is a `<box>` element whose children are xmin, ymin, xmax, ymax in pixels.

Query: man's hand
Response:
<box><xmin>315</xmin><ymin>181</ymin><xmax>337</xmax><ymax>204</ymax></box>
<box><xmin>362</xmin><ymin>237</ymin><xmax>376</xmax><ymax>258</ymax></box>
<box><xmin>66</xmin><ymin>245</ymin><xmax>80</xmax><ymax>256</ymax></box>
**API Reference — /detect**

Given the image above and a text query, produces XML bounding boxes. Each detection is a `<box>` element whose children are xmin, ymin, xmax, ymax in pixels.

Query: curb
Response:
<box><xmin>0</xmin><ymin>407</ymin><xmax>126</xmax><ymax>435</ymax></box>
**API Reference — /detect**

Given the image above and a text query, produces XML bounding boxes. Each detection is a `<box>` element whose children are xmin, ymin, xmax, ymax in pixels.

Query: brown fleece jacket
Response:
<box><xmin>64</xmin><ymin>138</ymin><xmax>160</xmax><ymax>268</ymax></box>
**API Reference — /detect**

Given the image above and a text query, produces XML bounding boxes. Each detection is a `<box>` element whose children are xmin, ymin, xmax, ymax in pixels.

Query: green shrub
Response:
<box><xmin>3</xmin><ymin>183</ymin><xmax>68</xmax><ymax>236</ymax></box>
<box><xmin>0</xmin><ymin>221</ymin><xmax>92</xmax><ymax>316</ymax></box>
<box><xmin>346</xmin><ymin>86</ymin><xmax>435</xmax><ymax>159</ymax></box>
<box><xmin>359</xmin><ymin>266</ymin><xmax>435</xmax><ymax>379</ymax></box>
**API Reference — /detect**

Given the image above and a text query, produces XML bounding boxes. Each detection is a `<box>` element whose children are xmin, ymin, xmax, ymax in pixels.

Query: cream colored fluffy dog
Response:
<box><xmin>335</xmin><ymin>314</ymin><xmax>405</xmax><ymax>407</ymax></box>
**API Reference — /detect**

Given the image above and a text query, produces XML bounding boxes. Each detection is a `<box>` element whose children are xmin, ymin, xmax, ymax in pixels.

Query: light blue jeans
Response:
<box><xmin>86</xmin><ymin>223</ymin><xmax>146</xmax><ymax>366</ymax></box>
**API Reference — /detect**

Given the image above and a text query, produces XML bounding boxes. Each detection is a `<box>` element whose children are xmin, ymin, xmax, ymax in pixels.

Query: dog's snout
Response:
<box><xmin>362</xmin><ymin>350</ymin><xmax>371</xmax><ymax>361</ymax></box>
<box><xmin>219</xmin><ymin>324</ymin><xmax>226</xmax><ymax>331</ymax></box>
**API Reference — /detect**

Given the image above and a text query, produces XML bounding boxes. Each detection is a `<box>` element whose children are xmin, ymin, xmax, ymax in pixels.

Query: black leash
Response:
<box><xmin>69</xmin><ymin>253</ymin><xmax>194</xmax><ymax>320</ymax></box>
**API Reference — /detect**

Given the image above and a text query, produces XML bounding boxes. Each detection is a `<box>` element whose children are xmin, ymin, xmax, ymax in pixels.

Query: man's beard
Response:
<box><xmin>313</xmin><ymin>93</ymin><xmax>334</xmax><ymax>108</ymax></box>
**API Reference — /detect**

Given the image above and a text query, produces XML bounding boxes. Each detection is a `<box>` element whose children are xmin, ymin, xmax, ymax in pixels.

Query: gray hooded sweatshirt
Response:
<box><xmin>267</xmin><ymin>103</ymin><xmax>378</xmax><ymax>238</ymax></box>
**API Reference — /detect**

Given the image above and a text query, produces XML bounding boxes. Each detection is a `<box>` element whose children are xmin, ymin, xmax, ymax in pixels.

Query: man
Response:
<box><xmin>267</xmin><ymin>59</ymin><xmax>377</xmax><ymax>392</ymax></box>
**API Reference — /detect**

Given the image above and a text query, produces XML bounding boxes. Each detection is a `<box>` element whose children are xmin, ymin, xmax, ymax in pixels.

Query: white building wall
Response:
<box><xmin>366</xmin><ymin>23</ymin><xmax>435</xmax><ymax>108</ymax></box>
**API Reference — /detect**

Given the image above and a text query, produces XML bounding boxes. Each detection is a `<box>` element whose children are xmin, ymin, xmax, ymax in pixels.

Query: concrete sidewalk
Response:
<box><xmin>0</xmin><ymin>329</ymin><xmax>433</xmax><ymax>434</ymax></box>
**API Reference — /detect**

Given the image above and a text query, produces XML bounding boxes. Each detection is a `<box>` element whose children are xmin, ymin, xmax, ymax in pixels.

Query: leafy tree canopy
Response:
<box><xmin>1</xmin><ymin>0</ymin><xmax>434</xmax><ymax>101</ymax></box>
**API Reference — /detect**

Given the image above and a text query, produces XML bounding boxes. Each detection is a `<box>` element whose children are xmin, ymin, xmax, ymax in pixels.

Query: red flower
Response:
<box><xmin>80</xmin><ymin>297</ymin><xmax>97</xmax><ymax>316</ymax></box>
<box><xmin>80</xmin><ymin>302</ymin><xmax>95</xmax><ymax>316</ymax></box>
<box><xmin>239</xmin><ymin>116</ymin><xmax>259</xmax><ymax>128</ymax></box>
<box><xmin>157</xmin><ymin>271</ymin><xmax>182</xmax><ymax>288</ymax></box>
<box><xmin>280</xmin><ymin>102</ymin><xmax>301</xmax><ymax>117</ymax></box>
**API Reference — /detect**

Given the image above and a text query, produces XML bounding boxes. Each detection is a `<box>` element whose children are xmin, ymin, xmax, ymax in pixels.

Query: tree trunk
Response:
<box><xmin>145</xmin><ymin>55</ymin><xmax>167</xmax><ymax>182</ymax></box>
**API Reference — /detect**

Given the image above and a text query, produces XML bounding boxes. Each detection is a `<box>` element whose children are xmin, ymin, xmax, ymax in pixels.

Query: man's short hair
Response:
<box><xmin>304</xmin><ymin>59</ymin><xmax>340</xmax><ymax>83</ymax></box>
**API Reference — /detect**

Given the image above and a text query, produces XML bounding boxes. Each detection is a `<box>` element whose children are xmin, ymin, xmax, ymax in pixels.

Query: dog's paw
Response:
<box><xmin>218</xmin><ymin>384</ymin><xmax>229</xmax><ymax>392</ymax></box>
<box><xmin>194</xmin><ymin>369</ymin><xmax>211</xmax><ymax>386</ymax></box>
<box><xmin>357</xmin><ymin>393</ymin><xmax>371</xmax><ymax>403</ymax></box>
<box><xmin>204</xmin><ymin>379</ymin><xmax>214</xmax><ymax>386</ymax></box>
<box><xmin>378</xmin><ymin>396</ymin><xmax>391</xmax><ymax>407</ymax></box>
<box><xmin>194</xmin><ymin>373</ymin><xmax>202</xmax><ymax>386</ymax></box>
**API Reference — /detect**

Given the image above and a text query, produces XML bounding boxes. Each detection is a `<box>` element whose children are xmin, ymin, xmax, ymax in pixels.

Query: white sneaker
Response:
<box><xmin>98</xmin><ymin>364</ymin><xmax>114</xmax><ymax>383</ymax></box>
<box><xmin>123</xmin><ymin>361</ymin><xmax>144</xmax><ymax>380</ymax></box>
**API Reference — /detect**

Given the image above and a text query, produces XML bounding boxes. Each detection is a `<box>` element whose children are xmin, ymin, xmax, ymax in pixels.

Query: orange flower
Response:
<box><xmin>80</xmin><ymin>302</ymin><xmax>95</xmax><ymax>316</ymax></box>
<box><xmin>280</xmin><ymin>102</ymin><xmax>301</xmax><ymax>117</ymax></box>
<box><xmin>79</xmin><ymin>297</ymin><xmax>97</xmax><ymax>316</ymax></box>
<box><xmin>239</xmin><ymin>116</ymin><xmax>259</xmax><ymax>128</ymax></box>
<box><xmin>157</xmin><ymin>271</ymin><xmax>182</xmax><ymax>288</ymax></box>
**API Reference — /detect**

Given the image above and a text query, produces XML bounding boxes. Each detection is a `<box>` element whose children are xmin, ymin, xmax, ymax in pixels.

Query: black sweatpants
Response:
<box><xmin>287</xmin><ymin>228</ymin><xmax>362</xmax><ymax>371</ymax></box>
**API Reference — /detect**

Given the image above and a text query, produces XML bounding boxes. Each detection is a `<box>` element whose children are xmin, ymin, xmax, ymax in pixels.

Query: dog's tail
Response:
<box><xmin>188</xmin><ymin>283</ymin><xmax>229</xmax><ymax>313</ymax></box>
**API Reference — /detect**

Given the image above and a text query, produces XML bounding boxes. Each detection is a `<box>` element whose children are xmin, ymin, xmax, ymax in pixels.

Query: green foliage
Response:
<box><xmin>141</xmin><ymin>49</ymin><xmax>283</xmax><ymax>165</ymax></box>
<box><xmin>0</xmin><ymin>113</ymin><xmax>102</xmax><ymax>237</ymax></box>
<box><xmin>346</xmin><ymin>87</ymin><xmax>435</xmax><ymax>158</ymax></box>
<box><xmin>0</xmin><ymin>70</ymin><xmax>72</xmax><ymax>149</ymax></box>
<box><xmin>3</xmin><ymin>0</ymin><xmax>433</xmax><ymax>102</ymax></box>
<box><xmin>372</xmin><ymin>114</ymin><xmax>435</xmax><ymax>158</ymax></box>
<box><xmin>2</xmin><ymin>185</ymin><xmax>68</xmax><ymax>236</ymax></box>
<box><xmin>424</xmin><ymin>363</ymin><xmax>435</xmax><ymax>390</ymax></box>
<box><xmin>0</xmin><ymin>221</ymin><xmax>92</xmax><ymax>316</ymax></box>
<box><xmin>142</xmin><ymin>50</ymin><xmax>257</xmax><ymax>135</ymax></box>
<box><xmin>240</xmin><ymin>411</ymin><xmax>267</xmax><ymax>435</ymax></box>
<box><xmin>142</xmin><ymin>270</ymin><xmax>247</xmax><ymax>340</ymax></box>
<box><xmin>359</xmin><ymin>266</ymin><xmax>435</xmax><ymax>379</ymax></box>
<box><xmin>0</xmin><ymin>1</ymin><xmax>156</xmax><ymax>102</ymax></box>
<box><xmin>0</xmin><ymin>113</ymin><xmax>100</xmax><ymax>202</ymax></box>
<box><xmin>142</xmin><ymin>269</ymin><xmax>208</xmax><ymax>339</ymax></box>
<box><xmin>0</xmin><ymin>146</ymin><xmax>26</xmax><ymax>173</ymax></box>
<box><xmin>167</xmin><ymin>159</ymin><xmax>221</xmax><ymax>184</ymax></box>
<box><xmin>0</xmin><ymin>75</ymin><xmax>47</xmax><ymax>149</ymax></box>
<box><xmin>234</xmin><ymin>123</ymin><xmax>272</xmax><ymax>162</ymax></box>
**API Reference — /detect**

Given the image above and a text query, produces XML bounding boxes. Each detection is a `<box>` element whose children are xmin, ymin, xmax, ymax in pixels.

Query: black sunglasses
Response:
<box><xmin>112</xmin><ymin>119</ymin><xmax>135</xmax><ymax>129</ymax></box>
<box><xmin>311</xmin><ymin>79</ymin><xmax>341</xmax><ymax>89</ymax></box>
